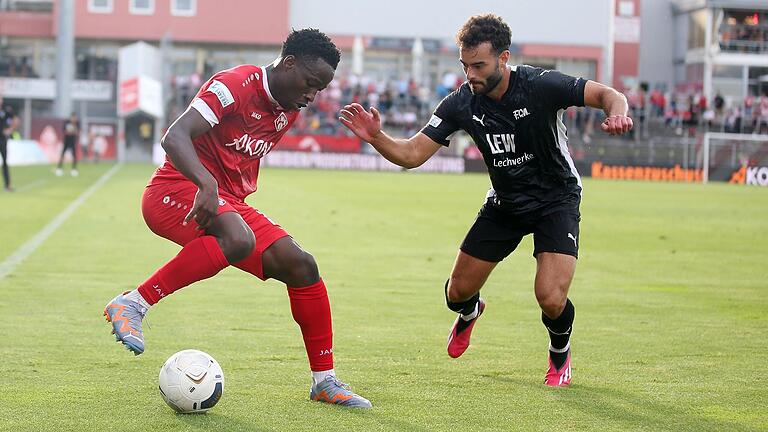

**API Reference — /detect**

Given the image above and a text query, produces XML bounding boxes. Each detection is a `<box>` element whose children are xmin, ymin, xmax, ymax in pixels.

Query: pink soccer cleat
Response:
<box><xmin>447</xmin><ymin>299</ymin><xmax>485</xmax><ymax>358</ymax></box>
<box><xmin>544</xmin><ymin>348</ymin><xmax>572</xmax><ymax>387</ymax></box>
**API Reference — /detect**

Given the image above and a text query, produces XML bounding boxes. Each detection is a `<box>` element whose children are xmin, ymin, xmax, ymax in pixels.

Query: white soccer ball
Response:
<box><xmin>158</xmin><ymin>349</ymin><xmax>224</xmax><ymax>413</ymax></box>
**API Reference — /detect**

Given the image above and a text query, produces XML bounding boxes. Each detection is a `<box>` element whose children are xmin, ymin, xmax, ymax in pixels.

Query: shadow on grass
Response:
<box><xmin>481</xmin><ymin>372</ymin><xmax>756</xmax><ymax>432</ymax></box>
<box><xmin>170</xmin><ymin>400</ymin><xmax>430</xmax><ymax>432</ymax></box>
<box><xmin>324</xmin><ymin>403</ymin><xmax>432</xmax><ymax>432</ymax></box>
<box><xmin>173</xmin><ymin>411</ymin><xmax>273</xmax><ymax>432</ymax></box>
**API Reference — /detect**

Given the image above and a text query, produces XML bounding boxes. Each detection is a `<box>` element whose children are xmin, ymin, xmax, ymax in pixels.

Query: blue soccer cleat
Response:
<box><xmin>310</xmin><ymin>376</ymin><xmax>372</xmax><ymax>409</ymax></box>
<box><xmin>103</xmin><ymin>291</ymin><xmax>147</xmax><ymax>355</ymax></box>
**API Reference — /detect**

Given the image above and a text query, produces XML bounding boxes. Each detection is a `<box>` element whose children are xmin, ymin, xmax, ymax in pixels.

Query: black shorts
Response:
<box><xmin>460</xmin><ymin>200</ymin><xmax>581</xmax><ymax>262</ymax></box>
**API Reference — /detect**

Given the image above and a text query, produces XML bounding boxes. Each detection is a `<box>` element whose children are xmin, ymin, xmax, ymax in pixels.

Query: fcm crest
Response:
<box><xmin>274</xmin><ymin>112</ymin><xmax>288</xmax><ymax>131</ymax></box>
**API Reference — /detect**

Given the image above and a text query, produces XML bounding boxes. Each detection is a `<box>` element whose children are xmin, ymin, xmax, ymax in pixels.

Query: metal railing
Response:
<box><xmin>702</xmin><ymin>132</ymin><xmax>768</xmax><ymax>183</ymax></box>
<box><xmin>718</xmin><ymin>24</ymin><xmax>768</xmax><ymax>53</ymax></box>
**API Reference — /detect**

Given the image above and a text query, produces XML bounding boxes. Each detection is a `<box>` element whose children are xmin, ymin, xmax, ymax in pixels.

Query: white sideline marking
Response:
<box><xmin>15</xmin><ymin>179</ymin><xmax>48</xmax><ymax>192</ymax></box>
<box><xmin>0</xmin><ymin>164</ymin><xmax>122</xmax><ymax>280</ymax></box>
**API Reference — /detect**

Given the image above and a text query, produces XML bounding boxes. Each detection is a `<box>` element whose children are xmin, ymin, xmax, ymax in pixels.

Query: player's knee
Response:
<box><xmin>272</xmin><ymin>249</ymin><xmax>320</xmax><ymax>288</ymax></box>
<box><xmin>220</xmin><ymin>232</ymin><xmax>255</xmax><ymax>263</ymax></box>
<box><xmin>446</xmin><ymin>277</ymin><xmax>474</xmax><ymax>303</ymax></box>
<box><xmin>285</xmin><ymin>251</ymin><xmax>319</xmax><ymax>286</ymax></box>
<box><xmin>536</xmin><ymin>290</ymin><xmax>567</xmax><ymax>318</ymax></box>
<box><xmin>446</xmin><ymin>285</ymin><xmax>464</xmax><ymax>303</ymax></box>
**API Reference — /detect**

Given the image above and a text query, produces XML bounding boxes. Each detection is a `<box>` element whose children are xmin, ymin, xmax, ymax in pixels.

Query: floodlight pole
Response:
<box><xmin>55</xmin><ymin>0</ymin><xmax>75</xmax><ymax>118</ymax></box>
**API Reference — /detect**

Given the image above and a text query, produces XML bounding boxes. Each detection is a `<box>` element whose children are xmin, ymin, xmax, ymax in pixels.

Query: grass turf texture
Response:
<box><xmin>0</xmin><ymin>163</ymin><xmax>765</xmax><ymax>431</ymax></box>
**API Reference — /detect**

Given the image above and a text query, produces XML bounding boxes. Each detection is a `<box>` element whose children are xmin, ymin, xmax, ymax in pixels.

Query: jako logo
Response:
<box><xmin>730</xmin><ymin>165</ymin><xmax>768</xmax><ymax>186</ymax></box>
<box><xmin>225</xmin><ymin>134</ymin><xmax>275</xmax><ymax>157</ymax></box>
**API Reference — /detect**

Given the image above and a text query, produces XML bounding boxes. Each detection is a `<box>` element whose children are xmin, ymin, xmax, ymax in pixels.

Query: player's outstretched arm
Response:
<box><xmin>339</xmin><ymin>103</ymin><xmax>442</xmax><ymax>169</ymax></box>
<box><xmin>161</xmin><ymin>107</ymin><xmax>218</xmax><ymax>229</ymax></box>
<box><xmin>584</xmin><ymin>80</ymin><xmax>634</xmax><ymax>136</ymax></box>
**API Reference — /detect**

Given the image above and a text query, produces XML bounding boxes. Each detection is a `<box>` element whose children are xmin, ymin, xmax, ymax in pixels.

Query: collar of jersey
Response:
<box><xmin>261</xmin><ymin>66</ymin><xmax>286</xmax><ymax>111</ymax></box>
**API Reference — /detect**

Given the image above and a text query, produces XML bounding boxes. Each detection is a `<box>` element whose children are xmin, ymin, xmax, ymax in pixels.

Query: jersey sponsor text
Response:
<box><xmin>492</xmin><ymin>152</ymin><xmax>534</xmax><ymax>167</ymax></box>
<box><xmin>485</xmin><ymin>133</ymin><xmax>516</xmax><ymax>154</ymax></box>
<box><xmin>225</xmin><ymin>133</ymin><xmax>275</xmax><ymax>157</ymax></box>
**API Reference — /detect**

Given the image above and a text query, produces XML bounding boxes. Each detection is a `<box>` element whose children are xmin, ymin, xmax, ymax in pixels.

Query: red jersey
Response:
<box><xmin>150</xmin><ymin>65</ymin><xmax>298</xmax><ymax>199</ymax></box>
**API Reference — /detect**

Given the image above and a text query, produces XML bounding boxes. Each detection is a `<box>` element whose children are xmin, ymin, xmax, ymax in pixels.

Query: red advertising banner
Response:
<box><xmin>31</xmin><ymin>117</ymin><xmax>68</xmax><ymax>163</ymax></box>
<box><xmin>591</xmin><ymin>161</ymin><xmax>703</xmax><ymax>182</ymax></box>
<box><xmin>29</xmin><ymin>117</ymin><xmax>117</xmax><ymax>163</ymax></box>
<box><xmin>86</xmin><ymin>123</ymin><xmax>117</xmax><ymax>161</ymax></box>
<box><xmin>119</xmin><ymin>77</ymin><xmax>139</xmax><ymax>115</ymax></box>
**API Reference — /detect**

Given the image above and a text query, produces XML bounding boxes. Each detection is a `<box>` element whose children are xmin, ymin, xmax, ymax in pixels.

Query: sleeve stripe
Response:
<box><xmin>191</xmin><ymin>98</ymin><xmax>219</xmax><ymax>127</ymax></box>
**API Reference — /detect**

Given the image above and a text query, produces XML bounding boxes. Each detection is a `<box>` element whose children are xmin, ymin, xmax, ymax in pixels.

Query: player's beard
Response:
<box><xmin>470</xmin><ymin>60</ymin><xmax>504</xmax><ymax>95</ymax></box>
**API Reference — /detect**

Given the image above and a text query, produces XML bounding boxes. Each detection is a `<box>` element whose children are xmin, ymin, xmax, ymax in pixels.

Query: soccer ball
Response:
<box><xmin>158</xmin><ymin>349</ymin><xmax>224</xmax><ymax>413</ymax></box>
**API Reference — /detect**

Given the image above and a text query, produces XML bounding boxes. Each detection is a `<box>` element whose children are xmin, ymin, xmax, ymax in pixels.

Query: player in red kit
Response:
<box><xmin>103</xmin><ymin>29</ymin><xmax>371</xmax><ymax>408</ymax></box>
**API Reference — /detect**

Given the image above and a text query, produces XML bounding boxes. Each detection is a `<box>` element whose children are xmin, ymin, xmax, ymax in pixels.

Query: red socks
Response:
<box><xmin>287</xmin><ymin>280</ymin><xmax>334</xmax><ymax>372</ymax></box>
<box><xmin>137</xmin><ymin>235</ymin><xmax>229</xmax><ymax>305</ymax></box>
<box><xmin>136</xmin><ymin>236</ymin><xmax>334</xmax><ymax>372</ymax></box>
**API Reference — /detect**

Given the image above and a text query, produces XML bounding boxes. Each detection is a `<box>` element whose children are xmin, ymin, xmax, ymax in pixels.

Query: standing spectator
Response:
<box><xmin>725</xmin><ymin>105</ymin><xmax>742</xmax><ymax>133</ymax></box>
<box><xmin>744</xmin><ymin>94</ymin><xmax>754</xmax><ymax>131</ymax></box>
<box><xmin>91</xmin><ymin>131</ymin><xmax>108</xmax><ymax>163</ymax></box>
<box><xmin>755</xmin><ymin>93</ymin><xmax>768</xmax><ymax>134</ymax></box>
<box><xmin>0</xmin><ymin>96</ymin><xmax>18</xmax><ymax>192</ymax></box>
<box><xmin>650</xmin><ymin>88</ymin><xmax>665</xmax><ymax>117</ymax></box>
<box><xmin>714</xmin><ymin>92</ymin><xmax>725</xmax><ymax>118</ymax></box>
<box><xmin>56</xmin><ymin>112</ymin><xmax>80</xmax><ymax>177</ymax></box>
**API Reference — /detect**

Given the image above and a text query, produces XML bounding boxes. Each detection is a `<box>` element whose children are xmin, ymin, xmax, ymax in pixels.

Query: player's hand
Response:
<box><xmin>184</xmin><ymin>185</ymin><xmax>219</xmax><ymax>230</ymax></box>
<box><xmin>339</xmin><ymin>103</ymin><xmax>382</xmax><ymax>143</ymax></box>
<box><xmin>601</xmin><ymin>115</ymin><xmax>634</xmax><ymax>135</ymax></box>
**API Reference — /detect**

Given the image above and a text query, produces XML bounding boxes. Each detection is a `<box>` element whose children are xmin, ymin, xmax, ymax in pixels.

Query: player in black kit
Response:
<box><xmin>0</xmin><ymin>96</ymin><xmax>18</xmax><ymax>192</ymax></box>
<box><xmin>339</xmin><ymin>14</ymin><xmax>633</xmax><ymax>386</ymax></box>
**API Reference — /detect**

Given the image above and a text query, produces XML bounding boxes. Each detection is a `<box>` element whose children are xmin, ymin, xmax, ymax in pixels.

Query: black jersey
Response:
<box><xmin>0</xmin><ymin>108</ymin><xmax>13</xmax><ymax>140</ymax></box>
<box><xmin>63</xmin><ymin>119</ymin><xmax>80</xmax><ymax>146</ymax></box>
<box><xmin>421</xmin><ymin>65</ymin><xmax>586</xmax><ymax>215</ymax></box>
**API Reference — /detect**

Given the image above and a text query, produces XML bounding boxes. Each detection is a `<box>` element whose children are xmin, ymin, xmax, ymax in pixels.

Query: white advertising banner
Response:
<box><xmin>262</xmin><ymin>151</ymin><xmax>465</xmax><ymax>173</ymax></box>
<box><xmin>614</xmin><ymin>16</ymin><xmax>640</xmax><ymax>43</ymax></box>
<box><xmin>0</xmin><ymin>78</ymin><xmax>112</xmax><ymax>101</ymax></box>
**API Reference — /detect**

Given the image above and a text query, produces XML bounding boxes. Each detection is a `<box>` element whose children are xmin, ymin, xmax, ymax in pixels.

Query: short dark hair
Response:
<box><xmin>281</xmin><ymin>28</ymin><xmax>341</xmax><ymax>70</ymax></box>
<box><xmin>456</xmin><ymin>14</ymin><xmax>512</xmax><ymax>55</ymax></box>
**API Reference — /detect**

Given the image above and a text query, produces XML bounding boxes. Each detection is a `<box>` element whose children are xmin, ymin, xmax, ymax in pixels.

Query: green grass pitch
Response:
<box><xmin>0</xmin><ymin>163</ymin><xmax>766</xmax><ymax>431</ymax></box>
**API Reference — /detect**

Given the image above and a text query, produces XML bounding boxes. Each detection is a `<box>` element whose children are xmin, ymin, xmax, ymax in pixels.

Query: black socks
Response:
<box><xmin>445</xmin><ymin>280</ymin><xmax>480</xmax><ymax>335</ymax></box>
<box><xmin>542</xmin><ymin>298</ymin><xmax>574</xmax><ymax>369</ymax></box>
<box><xmin>444</xmin><ymin>280</ymin><xmax>479</xmax><ymax>315</ymax></box>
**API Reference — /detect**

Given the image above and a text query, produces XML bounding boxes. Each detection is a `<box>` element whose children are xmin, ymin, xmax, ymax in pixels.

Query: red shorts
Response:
<box><xmin>141</xmin><ymin>180</ymin><xmax>289</xmax><ymax>280</ymax></box>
